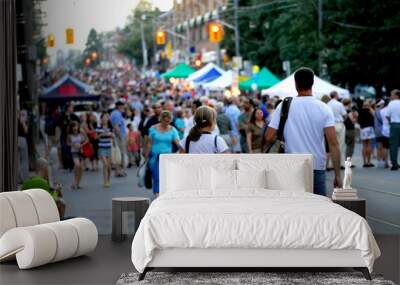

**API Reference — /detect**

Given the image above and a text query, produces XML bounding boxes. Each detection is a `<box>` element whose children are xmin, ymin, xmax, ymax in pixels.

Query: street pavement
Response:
<box><xmin>46</xmin><ymin>143</ymin><xmax>399</xmax><ymax>235</ymax></box>
<box><xmin>327</xmin><ymin>144</ymin><xmax>400</xmax><ymax>234</ymax></box>
<box><xmin>46</xmin><ymin>150</ymin><xmax>153</xmax><ymax>235</ymax></box>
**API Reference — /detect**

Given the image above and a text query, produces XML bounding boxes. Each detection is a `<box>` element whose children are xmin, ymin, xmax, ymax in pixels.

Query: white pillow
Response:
<box><xmin>236</xmin><ymin>169</ymin><xmax>267</xmax><ymax>189</ymax></box>
<box><xmin>212</xmin><ymin>169</ymin><xmax>236</xmax><ymax>190</ymax></box>
<box><xmin>167</xmin><ymin>163</ymin><xmax>212</xmax><ymax>191</ymax></box>
<box><xmin>266</xmin><ymin>167</ymin><xmax>306</xmax><ymax>191</ymax></box>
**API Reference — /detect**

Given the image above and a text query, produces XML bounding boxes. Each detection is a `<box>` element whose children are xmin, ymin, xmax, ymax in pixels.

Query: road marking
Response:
<box><xmin>357</xmin><ymin>187</ymin><xmax>400</xmax><ymax>197</ymax></box>
<box><xmin>367</xmin><ymin>216</ymin><xmax>400</xmax><ymax>229</ymax></box>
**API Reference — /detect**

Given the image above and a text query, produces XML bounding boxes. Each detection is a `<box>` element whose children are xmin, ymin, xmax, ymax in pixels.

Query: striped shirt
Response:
<box><xmin>96</xmin><ymin>127</ymin><xmax>112</xmax><ymax>148</ymax></box>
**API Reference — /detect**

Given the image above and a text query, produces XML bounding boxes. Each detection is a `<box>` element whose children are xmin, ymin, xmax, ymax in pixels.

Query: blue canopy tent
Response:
<box><xmin>40</xmin><ymin>74</ymin><xmax>99</xmax><ymax>102</ymax></box>
<box><xmin>193</xmin><ymin>67</ymin><xmax>224</xmax><ymax>85</ymax></box>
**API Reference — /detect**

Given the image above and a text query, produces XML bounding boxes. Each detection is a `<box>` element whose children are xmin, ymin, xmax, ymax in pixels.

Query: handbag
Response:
<box><xmin>111</xmin><ymin>142</ymin><xmax>122</xmax><ymax>165</ymax></box>
<box><xmin>137</xmin><ymin>160</ymin><xmax>147</xmax><ymax>188</ymax></box>
<box><xmin>81</xmin><ymin>142</ymin><xmax>94</xmax><ymax>158</ymax></box>
<box><xmin>144</xmin><ymin>162</ymin><xmax>152</xmax><ymax>190</ymax></box>
<box><xmin>265</xmin><ymin>97</ymin><xmax>293</xmax><ymax>153</ymax></box>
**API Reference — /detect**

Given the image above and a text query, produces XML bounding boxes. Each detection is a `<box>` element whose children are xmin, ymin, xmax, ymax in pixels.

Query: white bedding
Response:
<box><xmin>131</xmin><ymin>190</ymin><xmax>380</xmax><ymax>273</ymax></box>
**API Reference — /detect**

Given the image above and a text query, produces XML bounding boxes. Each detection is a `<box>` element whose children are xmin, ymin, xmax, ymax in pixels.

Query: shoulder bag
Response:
<box><xmin>265</xmin><ymin>97</ymin><xmax>293</xmax><ymax>153</ymax></box>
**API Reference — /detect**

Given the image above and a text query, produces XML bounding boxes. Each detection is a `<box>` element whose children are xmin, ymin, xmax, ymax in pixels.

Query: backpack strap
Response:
<box><xmin>185</xmin><ymin>137</ymin><xmax>191</xmax><ymax>153</ymax></box>
<box><xmin>214</xmin><ymin>135</ymin><xmax>219</xmax><ymax>153</ymax></box>
<box><xmin>276</xmin><ymin>97</ymin><xmax>293</xmax><ymax>142</ymax></box>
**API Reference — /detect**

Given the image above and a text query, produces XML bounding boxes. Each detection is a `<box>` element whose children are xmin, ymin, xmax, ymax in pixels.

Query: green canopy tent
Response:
<box><xmin>161</xmin><ymin>63</ymin><xmax>195</xmax><ymax>80</ymax></box>
<box><xmin>239</xmin><ymin>67</ymin><xmax>280</xmax><ymax>91</ymax></box>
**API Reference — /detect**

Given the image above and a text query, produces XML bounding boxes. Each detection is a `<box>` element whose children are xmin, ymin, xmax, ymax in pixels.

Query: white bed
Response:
<box><xmin>131</xmin><ymin>154</ymin><xmax>380</xmax><ymax>280</ymax></box>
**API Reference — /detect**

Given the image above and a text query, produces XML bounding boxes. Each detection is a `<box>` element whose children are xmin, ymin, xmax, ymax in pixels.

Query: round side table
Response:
<box><xmin>112</xmin><ymin>197</ymin><xmax>150</xmax><ymax>242</ymax></box>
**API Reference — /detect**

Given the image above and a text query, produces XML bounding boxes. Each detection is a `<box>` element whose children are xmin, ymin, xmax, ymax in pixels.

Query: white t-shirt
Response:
<box><xmin>180</xmin><ymin>134</ymin><xmax>228</xmax><ymax>153</ymax></box>
<box><xmin>386</xmin><ymin>100</ymin><xmax>400</xmax><ymax>123</ymax></box>
<box><xmin>381</xmin><ymin>107</ymin><xmax>390</xmax><ymax>137</ymax></box>
<box><xmin>269</xmin><ymin>96</ymin><xmax>335</xmax><ymax>170</ymax></box>
<box><xmin>327</xmin><ymin>99</ymin><xmax>346</xmax><ymax>123</ymax></box>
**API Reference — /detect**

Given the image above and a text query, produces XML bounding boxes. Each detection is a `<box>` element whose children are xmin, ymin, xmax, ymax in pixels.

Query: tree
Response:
<box><xmin>117</xmin><ymin>0</ymin><xmax>161</xmax><ymax>66</ymax></box>
<box><xmin>83</xmin><ymin>28</ymin><xmax>103</xmax><ymax>66</ymax></box>
<box><xmin>222</xmin><ymin>0</ymin><xmax>400</xmax><ymax>92</ymax></box>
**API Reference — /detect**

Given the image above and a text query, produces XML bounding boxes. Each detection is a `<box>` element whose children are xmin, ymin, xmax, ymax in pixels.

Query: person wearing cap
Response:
<box><xmin>386</xmin><ymin>89</ymin><xmax>400</xmax><ymax>170</ymax></box>
<box><xmin>110</xmin><ymin>101</ymin><xmax>127</xmax><ymax>177</ymax></box>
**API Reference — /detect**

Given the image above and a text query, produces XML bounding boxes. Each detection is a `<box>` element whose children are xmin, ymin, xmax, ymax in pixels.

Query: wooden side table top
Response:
<box><xmin>112</xmin><ymin>197</ymin><xmax>150</xmax><ymax>202</ymax></box>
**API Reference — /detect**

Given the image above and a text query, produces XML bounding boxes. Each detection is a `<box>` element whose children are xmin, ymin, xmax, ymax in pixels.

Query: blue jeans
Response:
<box><xmin>149</xmin><ymin>153</ymin><xmax>160</xmax><ymax>194</ymax></box>
<box><xmin>313</xmin><ymin>170</ymin><xmax>326</xmax><ymax>196</ymax></box>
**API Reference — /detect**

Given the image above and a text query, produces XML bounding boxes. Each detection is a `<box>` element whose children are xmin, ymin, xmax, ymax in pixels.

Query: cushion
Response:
<box><xmin>0</xmin><ymin>218</ymin><xmax>98</xmax><ymax>269</ymax></box>
<box><xmin>0</xmin><ymin>196</ymin><xmax>17</xmax><ymax>237</ymax></box>
<box><xmin>237</xmin><ymin>158</ymin><xmax>309</xmax><ymax>192</ymax></box>
<box><xmin>236</xmin><ymin>169</ymin><xmax>267</xmax><ymax>189</ymax></box>
<box><xmin>213</xmin><ymin>169</ymin><xmax>236</xmax><ymax>190</ymax></box>
<box><xmin>24</xmin><ymin>189</ymin><xmax>60</xmax><ymax>223</ymax></box>
<box><xmin>0</xmin><ymin>192</ymin><xmax>39</xmax><ymax>227</ymax></box>
<box><xmin>266</xmin><ymin>167</ymin><xmax>307</xmax><ymax>191</ymax></box>
<box><xmin>167</xmin><ymin>163</ymin><xmax>212</xmax><ymax>191</ymax></box>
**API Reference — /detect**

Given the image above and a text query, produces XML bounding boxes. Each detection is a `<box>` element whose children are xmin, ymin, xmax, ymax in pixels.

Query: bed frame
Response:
<box><xmin>138</xmin><ymin>248</ymin><xmax>371</xmax><ymax>280</ymax></box>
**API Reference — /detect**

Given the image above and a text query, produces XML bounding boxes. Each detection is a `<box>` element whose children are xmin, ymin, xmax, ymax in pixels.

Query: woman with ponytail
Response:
<box><xmin>180</xmin><ymin>106</ymin><xmax>229</xmax><ymax>154</ymax></box>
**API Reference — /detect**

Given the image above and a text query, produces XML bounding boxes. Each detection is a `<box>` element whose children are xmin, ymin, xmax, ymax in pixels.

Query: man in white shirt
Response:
<box><xmin>386</xmin><ymin>89</ymin><xmax>400</xmax><ymax>170</ymax></box>
<box><xmin>327</xmin><ymin>91</ymin><xmax>347</xmax><ymax>166</ymax></box>
<box><xmin>265</xmin><ymin>67</ymin><xmax>342</xmax><ymax>196</ymax></box>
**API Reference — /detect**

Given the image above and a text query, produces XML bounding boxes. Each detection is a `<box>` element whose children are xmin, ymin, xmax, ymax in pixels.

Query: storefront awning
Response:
<box><xmin>196</xmin><ymin>15</ymin><xmax>203</xmax><ymax>25</ymax></box>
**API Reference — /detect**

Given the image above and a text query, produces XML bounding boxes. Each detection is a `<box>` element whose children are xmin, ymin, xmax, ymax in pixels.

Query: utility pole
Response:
<box><xmin>215</xmin><ymin>6</ymin><xmax>221</xmax><ymax>67</ymax></box>
<box><xmin>318</xmin><ymin>0</ymin><xmax>323</xmax><ymax>76</ymax></box>
<box><xmin>233</xmin><ymin>0</ymin><xmax>240</xmax><ymax>57</ymax></box>
<box><xmin>140</xmin><ymin>14</ymin><xmax>148</xmax><ymax>71</ymax></box>
<box><xmin>186</xmin><ymin>25</ymin><xmax>191</xmax><ymax>64</ymax></box>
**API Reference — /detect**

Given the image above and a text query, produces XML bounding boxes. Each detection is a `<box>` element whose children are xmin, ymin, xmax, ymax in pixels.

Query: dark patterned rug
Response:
<box><xmin>116</xmin><ymin>271</ymin><xmax>395</xmax><ymax>285</ymax></box>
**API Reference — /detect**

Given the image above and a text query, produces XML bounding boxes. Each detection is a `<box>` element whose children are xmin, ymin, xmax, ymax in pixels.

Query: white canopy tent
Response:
<box><xmin>263</xmin><ymin>74</ymin><xmax>350</xmax><ymax>99</ymax></box>
<box><xmin>203</xmin><ymin>70</ymin><xmax>233</xmax><ymax>90</ymax></box>
<box><xmin>186</xmin><ymin>63</ymin><xmax>225</xmax><ymax>82</ymax></box>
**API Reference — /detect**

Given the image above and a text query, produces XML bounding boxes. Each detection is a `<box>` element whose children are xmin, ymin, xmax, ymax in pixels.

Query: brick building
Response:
<box><xmin>157</xmin><ymin>0</ymin><xmax>228</xmax><ymax>65</ymax></box>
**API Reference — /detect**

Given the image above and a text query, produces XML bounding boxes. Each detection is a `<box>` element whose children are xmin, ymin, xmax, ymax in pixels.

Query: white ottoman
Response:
<box><xmin>0</xmin><ymin>218</ymin><xmax>98</xmax><ymax>269</ymax></box>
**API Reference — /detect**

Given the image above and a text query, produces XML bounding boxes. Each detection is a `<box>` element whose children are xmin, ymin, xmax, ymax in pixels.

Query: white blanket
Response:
<box><xmin>131</xmin><ymin>190</ymin><xmax>380</xmax><ymax>273</ymax></box>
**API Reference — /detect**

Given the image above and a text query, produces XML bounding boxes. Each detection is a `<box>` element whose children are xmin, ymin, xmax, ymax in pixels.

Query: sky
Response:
<box><xmin>42</xmin><ymin>0</ymin><xmax>173</xmax><ymax>57</ymax></box>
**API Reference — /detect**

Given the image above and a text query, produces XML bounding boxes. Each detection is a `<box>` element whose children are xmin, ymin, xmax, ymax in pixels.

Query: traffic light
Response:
<box><xmin>156</xmin><ymin>30</ymin><xmax>166</xmax><ymax>45</ymax></box>
<box><xmin>85</xmin><ymin>58</ymin><xmax>91</xmax><ymax>66</ymax></box>
<box><xmin>209</xmin><ymin>22</ymin><xmax>223</xmax><ymax>43</ymax></box>
<box><xmin>66</xmin><ymin>28</ymin><xmax>74</xmax><ymax>44</ymax></box>
<box><xmin>47</xmin><ymin>34</ymin><xmax>55</xmax><ymax>48</ymax></box>
<box><xmin>91</xmin><ymin>51</ymin><xmax>98</xmax><ymax>61</ymax></box>
<box><xmin>194</xmin><ymin>59</ymin><xmax>202</xmax><ymax>67</ymax></box>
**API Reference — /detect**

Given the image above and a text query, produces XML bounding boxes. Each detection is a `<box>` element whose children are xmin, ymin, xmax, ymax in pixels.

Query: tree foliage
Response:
<box><xmin>223</xmin><ymin>0</ymin><xmax>400</xmax><ymax>92</ymax></box>
<box><xmin>83</xmin><ymin>28</ymin><xmax>103</xmax><ymax>66</ymax></box>
<box><xmin>85</xmin><ymin>28</ymin><xmax>103</xmax><ymax>54</ymax></box>
<box><xmin>117</xmin><ymin>0</ymin><xmax>161</xmax><ymax>66</ymax></box>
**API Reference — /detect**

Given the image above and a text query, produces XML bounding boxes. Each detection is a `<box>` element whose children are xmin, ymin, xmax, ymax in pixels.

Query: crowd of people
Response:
<box><xmin>19</xmin><ymin>66</ymin><xmax>399</xmax><ymax>204</ymax></box>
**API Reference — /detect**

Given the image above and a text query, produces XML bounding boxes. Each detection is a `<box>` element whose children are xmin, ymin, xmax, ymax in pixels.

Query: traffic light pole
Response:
<box><xmin>234</xmin><ymin>0</ymin><xmax>240</xmax><ymax>57</ymax></box>
<box><xmin>216</xmin><ymin>7</ymin><xmax>222</xmax><ymax>67</ymax></box>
